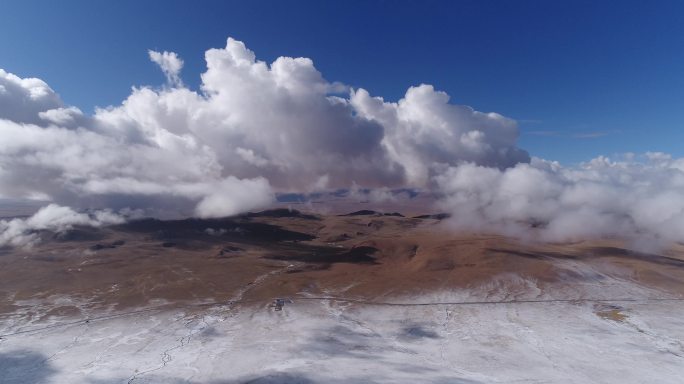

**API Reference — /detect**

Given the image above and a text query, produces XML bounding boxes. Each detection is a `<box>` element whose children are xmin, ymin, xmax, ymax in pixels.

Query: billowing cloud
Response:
<box><xmin>38</xmin><ymin>106</ymin><xmax>86</xmax><ymax>126</ymax></box>
<box><xmin>351</xmin><ymin>85</ymin><xmax>529</xmax><ymax>185</ymax></box>
<box><xmin>0</xmin><ymin>69</ymin><xmax>63</xmax><ymax>125</ymax></box>
<box><xmin>436</xmin><ymin>154</ymin><xmax>684</xmax><ymax>246</ymax></box>
<box><xmin>3</xmin><ymin>37</ymin><xmax>682</xmax><ymax>247</ymax></box>
<box><xmin>0</xmin><ymin>37</ymin><xmax>525</xmax><ymax>220</ymax></box>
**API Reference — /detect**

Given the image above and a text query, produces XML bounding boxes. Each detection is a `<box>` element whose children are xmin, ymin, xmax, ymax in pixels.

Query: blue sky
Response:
<box><xmin>2</xmin><ymin>0</ymin><xmax>683</xmax><ymax>164</ymax></box>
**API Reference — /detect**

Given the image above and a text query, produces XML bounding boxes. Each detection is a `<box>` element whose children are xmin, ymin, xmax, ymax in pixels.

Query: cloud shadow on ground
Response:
<box><xmin>0</xmin><ymin>349</ymin><xmax>58</xmax><ymax>384</ymax></box>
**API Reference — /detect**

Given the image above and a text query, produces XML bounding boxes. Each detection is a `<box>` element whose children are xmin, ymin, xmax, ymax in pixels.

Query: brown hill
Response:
<box><xmin>2</xmin><ymin>211</ymin><xmax>684</xmax><ymax>316</ymax></box>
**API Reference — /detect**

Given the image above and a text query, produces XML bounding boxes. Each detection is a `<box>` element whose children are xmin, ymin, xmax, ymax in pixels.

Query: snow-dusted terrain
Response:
<box><xmin>2</xmin><ymin>212</ymin><xmax>684</xmax><ymax>383</ymax></box>
<box><xmin>2</xmin><ymin>292</ymin><xmax>684</xmax><ymax>384</ymax></box>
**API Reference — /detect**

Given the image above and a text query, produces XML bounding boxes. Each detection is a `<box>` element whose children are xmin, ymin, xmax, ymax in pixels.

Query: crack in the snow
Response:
<box><xmin>42</xmin><ymin>321</ymin><xmax>90</xmax><ymax>364</ymax></box>
<box><xmin>126</xmin><ymin>314</ymin><xmax>205</xmax><ymax>383</ymax></box>
<box><xmin>438</xmin><ymin>306</ymin><xmax>456</xmax><ymax>370</ymax></box>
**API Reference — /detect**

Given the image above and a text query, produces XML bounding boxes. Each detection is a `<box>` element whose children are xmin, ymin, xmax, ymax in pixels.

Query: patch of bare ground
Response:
<box><xmin>595</xmin><ymin>304</ymin><xmax>628</xmax><ymax>322</ymax></box>
<box><xmin>1</xmin><ymin>209</ymin><xmax>684</xmax><ymax>316</ymax></box>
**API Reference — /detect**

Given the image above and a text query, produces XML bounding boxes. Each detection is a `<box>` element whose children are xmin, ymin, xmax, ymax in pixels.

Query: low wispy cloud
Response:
<box><xmin>515</xmin><ymin>118</ymin><xmax>543</xmax><ymax>125</ymax></box>
<box><xmin>148</xmin><ymin>50</ymin><xmax>184</xmax><ymax>87</ymax></box>
<box><xmin>0</xmin><ymin>204</ymin><xmax>124</xmax><ymax>248</ymax></box>
<box><xmin>436</xmin><ymin>154</ymin><xmax>684</xmax><ymax>247</ymax></box>
<box><xmin>525</xmin><ymin>129</ymin><xmax>620</xmax><ymax>139</ymax></box>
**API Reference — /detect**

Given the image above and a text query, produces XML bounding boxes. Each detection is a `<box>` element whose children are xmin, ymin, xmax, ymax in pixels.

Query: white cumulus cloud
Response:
<box><xmin>0</xmin><ymin>69</ymin><xmax>63</xmax><ymax>125</ymax></box>
<box><xmin>0</xmin><ymin>37</ymin><xmax>525</xmax><ymax>220</ymax></box>
<box><xmin>2</xmin><ymin>37</ymin><xmax>683</xmax><ymax>248</ymax></box>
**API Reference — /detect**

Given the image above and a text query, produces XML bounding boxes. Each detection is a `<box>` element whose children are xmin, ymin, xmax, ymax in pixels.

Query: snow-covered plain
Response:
<box><xmin>2</xmin><ymin>293</ymin><xmax>684</xmax><ymax>384</ymax></box>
